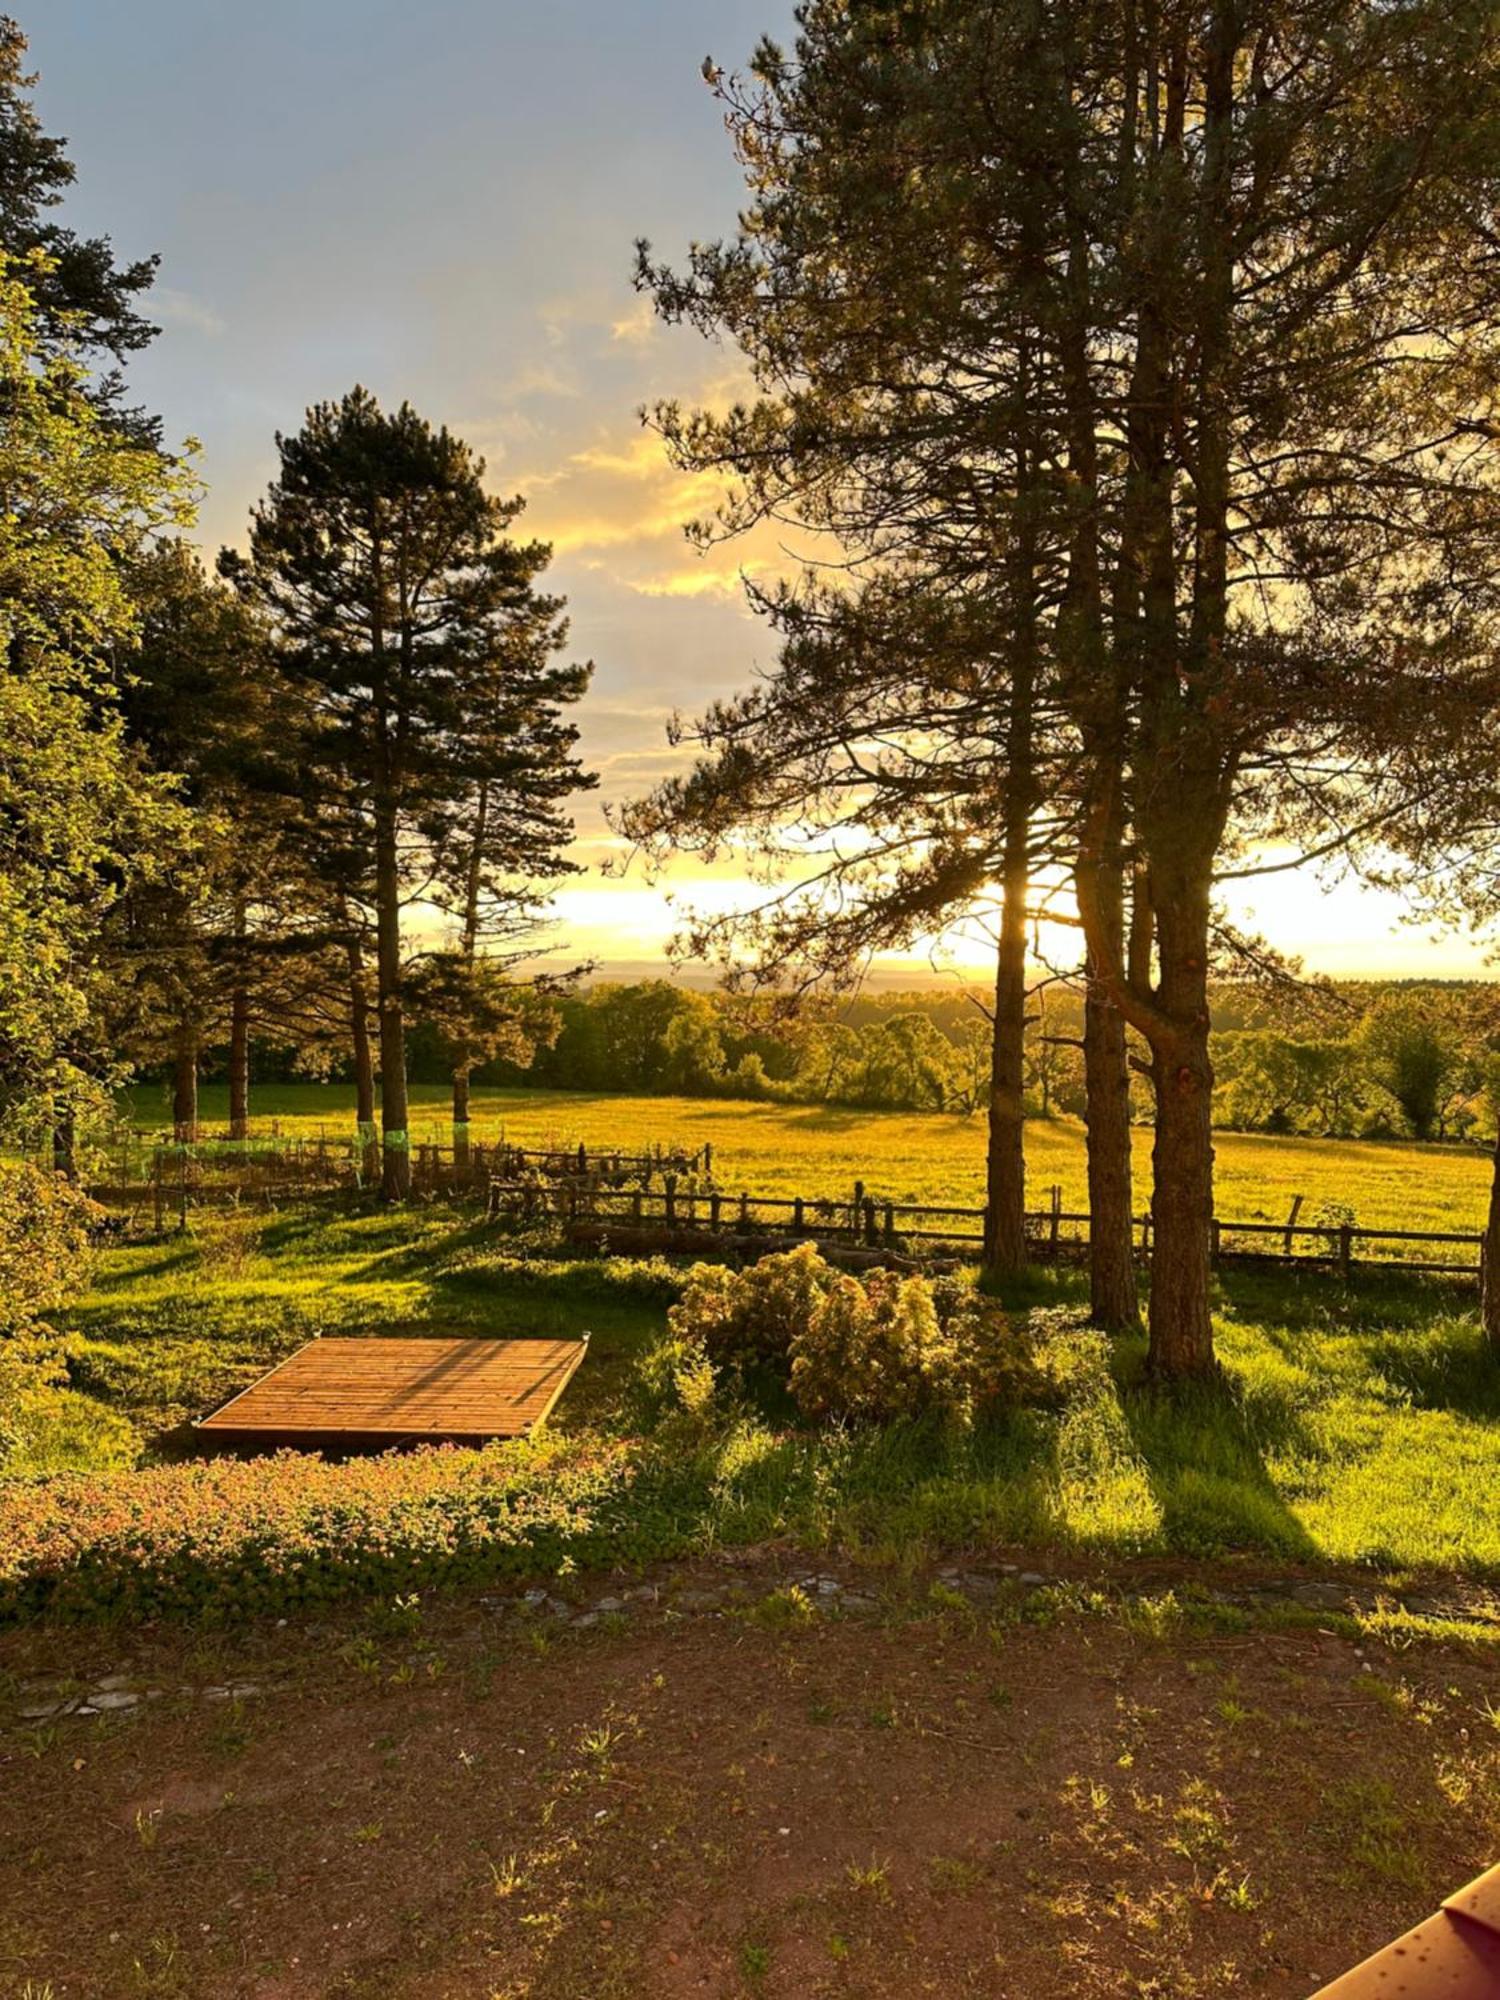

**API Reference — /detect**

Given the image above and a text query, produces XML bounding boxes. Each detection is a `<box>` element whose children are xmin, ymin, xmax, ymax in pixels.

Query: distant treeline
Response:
<box><xmin>208</xmin><ymin>976</ymin><xmax>1500</xmax><ymax>1144</ymax></box>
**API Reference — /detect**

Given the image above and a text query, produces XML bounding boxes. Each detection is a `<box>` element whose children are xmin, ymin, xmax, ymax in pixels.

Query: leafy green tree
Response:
<box><xmin>570</xmin><ymin>982</ymin><xmax>720</xmax><ymax>1094</ymax></box>
<box><xmin>854</xmin><ymin>1014</ymin><xmax>957</xmax><ymax>1112</ymax></box>
<box><xmin>1358</xmin><ymin>998</ymin><xmax>1473</xmax><ymax>1143</ymax></box>
<box><xmin>227</xmin><ymin>389</ymin><xmax>592</xmax><ymax>1197</ymax></box>
<box><xmin>0</xmin><ymin>1164</ymin><xmax>96</xmax><ymax>1467</ymax></box>
<box><xmin>0</xmin><ymin>251</ymin><xmax>195</xmax><ymax>1143</ymax></box>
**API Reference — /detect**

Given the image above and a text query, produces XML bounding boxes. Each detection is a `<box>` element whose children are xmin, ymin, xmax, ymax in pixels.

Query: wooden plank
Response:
<box><xmin>197</xmin><ymin>1336</ymin><xmax>587</xmax><ymax>1443</ymax></box>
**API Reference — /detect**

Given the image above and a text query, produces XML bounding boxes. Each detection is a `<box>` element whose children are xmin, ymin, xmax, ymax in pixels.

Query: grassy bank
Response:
<box><xmin>121</xmin><ymin>1080</ymin><xmax>1497</xmax><ymax>1234</ymax></box>
<box><xmin>5</xmin><ymin>1204</ymin><xmax>1500</xmax><ymax>1620</ymax></box>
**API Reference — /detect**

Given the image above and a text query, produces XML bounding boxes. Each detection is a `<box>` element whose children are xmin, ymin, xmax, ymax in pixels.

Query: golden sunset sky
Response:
<box><xmin>40</xmin><ymin>0</ymin><xmax>1492</xmax><ymax>982</ymax></box>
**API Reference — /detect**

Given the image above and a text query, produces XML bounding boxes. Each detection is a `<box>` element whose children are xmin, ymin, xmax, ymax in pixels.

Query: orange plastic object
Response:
<box><xmin>1312</xmin><ymin>1862</ymin><xmax>1500</xmax><ymax>1997</ymax></box>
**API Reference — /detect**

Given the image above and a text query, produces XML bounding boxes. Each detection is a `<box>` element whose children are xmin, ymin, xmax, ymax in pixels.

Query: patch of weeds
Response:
<box><xmin>580</xmin><ymin>1723</ymin><xmax>619</xmax><ymax>1763</ymax></box>
<box><xmin>1167</xmin><ymin>1779</ymin><xmax>1230</xmax><ymax>1864</ymax></box>
<box><xmin>744</xmin><ymin>1584</ymin><xmax>816</xmax><ymax>1631</ymax></box>
<box><xmin>367</xmin><ymin>1592</ymin><xmax>424</xmax><ymax>1639</ymax></box>
<box><xmin>737</xmin><ymin>1936</ymin><xmax>773</xmax><ymax>1983</ymax></box>
<box><xmin>1322</xmin><ymin>1778</ymin><xmax>1426</xmax><ymax>1891</ymax></box>
<box><xmin>926</xmin><ymin>1581</ymin><xmax>977</xmax><ymax>1628</ymax></box>
<box><xmin>1211</xmin><ymin>1871</ymin><xmax>1257</xmax><ymax>1910</ymax></box>
<box><xmin>845</xmin><ymin>1857</ymin><xmax>892</xmax><ymax>1901</ymax></box>
<box><xmin>488</xmin><ymin>1853</ymin><xmax>528</xmax><ymax>1899</ymax></box>
<box><xmin>339</xmin><ymin>1635</ymin><xmax>383</xmax><ymax>1677</ymax></box>
<box><xmin>928</xmin><ymin>1854</ymin><xmax>983</xmax><ymax>1895</ymax></box>
<box><xmin>1121</xmin><ymin>1590</ymin><xmax>1185</xmax><ymax>1641</ymax></box>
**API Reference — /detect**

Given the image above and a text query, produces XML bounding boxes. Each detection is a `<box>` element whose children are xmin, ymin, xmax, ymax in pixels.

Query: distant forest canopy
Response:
<box><xmin>172</xmin><ymin>975</ymin><xmax>1500</xmax><ymax>1145</ymax></box>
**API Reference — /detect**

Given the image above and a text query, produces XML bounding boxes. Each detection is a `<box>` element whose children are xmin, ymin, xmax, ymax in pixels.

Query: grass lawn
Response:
<box><xmin>12</xmin><ymin>1202</ymin><xmax>1500</xmax><ymax>1590</ymax></box>
<box><xmin>3</xmin><ymin>1563</ymin><xmax>1499</xmax><ymax>1998</ymax></box>
<box><xmin>122</xmin><ymin>1079</ymin><xmax>1497</xmax><ymax>1234</ymax></box>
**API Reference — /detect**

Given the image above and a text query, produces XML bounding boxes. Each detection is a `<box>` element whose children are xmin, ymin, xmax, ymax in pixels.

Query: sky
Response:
<box><xmin>31</xmin><ymin>0</ymin><xmax>1494</xmax><ymax>983</ymax></box>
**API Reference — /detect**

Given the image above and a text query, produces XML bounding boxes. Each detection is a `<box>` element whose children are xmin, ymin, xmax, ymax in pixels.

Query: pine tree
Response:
<box><xmin>636</xmin><ymin>0</ymin><xmax>1500</xmax><ymax>1374</ymax></box>
<box><xmin>228</xmin><ymin>388</ymin><xmax>593</xmax><ymax>1197</ymax></box>
<box><xmin>0</xmin><ymin>19</ymin><xmax>159</xmax><ymax>426</ymax></box>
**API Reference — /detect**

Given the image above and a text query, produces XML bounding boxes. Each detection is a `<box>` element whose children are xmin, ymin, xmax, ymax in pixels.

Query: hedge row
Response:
<box><xmin>0</xmin><ymin>1432</ymin><xmax>702</xmax><ymax>1624</ymax></box>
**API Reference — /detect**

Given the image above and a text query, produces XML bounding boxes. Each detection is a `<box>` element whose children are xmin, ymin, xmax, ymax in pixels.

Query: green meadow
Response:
<box><xmin>11</xmin><ymin>1194</ymin><xmax>1499</xmax><ymax>1600</ymax></box>
<box><xmin>125</xmin><ymin>1080</ymin><xmax>1496</xmax><ymax>1233</ymax></box>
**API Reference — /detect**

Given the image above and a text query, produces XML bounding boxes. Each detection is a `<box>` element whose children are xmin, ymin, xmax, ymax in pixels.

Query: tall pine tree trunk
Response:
<box><xmin>172</xmin><ymin>1022</ymin><xmax>199</xmax><ymax>1145</ymax></box>
<box><xmin>1144</xmin><ymin>873</ymin><xmax>1217</xmax><ymax>1378</ymax></box>
<box><xmin>1135</xmin><ymin>20</ymin><xmax>1232</xmax><ymax>1381</ymax></box>
<box><xmin>452</xmin><ymin>1066</ymin><xmax>472</xmax><ymax>1174</ymax></box>
<box><xmin>1054</xmin><ymin>115</ymin><xmax>1136</xmax><ymax>1331</ymax></box>
<box><xmin>982</xmin><ymin>416</ymin><xmax>1038</xmax><ymax>1284</ymax></box>
<box><xmin>1083</xmin><ymin>866</ymin><xmax>1138</xmax><ymax>1334</ymax></box>
<box><xmin>1482</xmin><ymin>1124</ymin><xmax>1500</xmax><ymax>1351</ymax></box>
<box><xmin>228</xmin><ymin>985</ymin><xmax>251</xmax><ymax>1140</ymax></box>
<box><xmin>982</xmin><ymin>858</ymin><xmax>1030</xmax><ymax>1280</ymax></box>
<box><xmin>346</xmin><ymin>935</ymin><xmax>379</xmax><ymax>1185</ymax></box>
<box><xmin>374</xmin><ymin>810</ymin><xmax>410</xmax><ymax>1201</ymax></box>
<box><xmin>452</xmin><ymin>777</ymin><xmax>487</xmax><ymax>1182</ymax></box>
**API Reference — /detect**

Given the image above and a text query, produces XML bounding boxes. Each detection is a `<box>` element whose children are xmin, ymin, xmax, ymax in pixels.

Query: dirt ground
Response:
<box><xmin>2</xmin><ymin>1560</ymin><xmax>1499</xmax><ymax>2000</ymax></box>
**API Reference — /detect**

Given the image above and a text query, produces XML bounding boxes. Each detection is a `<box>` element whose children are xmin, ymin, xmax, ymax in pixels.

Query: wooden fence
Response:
<box><xmin>84</xmin><ymin>1130</ymin><xmax>1486</xmax><ymax>1283</ymax></box>
<box><xmin>88</xmin><ymin>1134</ymin><xmax>713</xmax><ymax>1223</ymax></box>
<box><xmin>490</xmin><ymin>1174</ymin><xmax>1487</xmax><ymax>1281</ymax></box>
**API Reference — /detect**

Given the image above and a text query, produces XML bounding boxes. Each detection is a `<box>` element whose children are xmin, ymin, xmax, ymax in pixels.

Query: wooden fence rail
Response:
<box><xmin>88</xmin><ymin>1135</ymin><xmax>711</xmax><ymax>1209</ymax></box>
<box><xmin>489</xmin><ymin>1175</ymin><xmax>1487</xmax><ymax>1282</ymax></box>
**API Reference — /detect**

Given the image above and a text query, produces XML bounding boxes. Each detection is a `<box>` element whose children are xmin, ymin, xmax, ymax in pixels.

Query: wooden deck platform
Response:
<box><xmin>196</xmin><ymin>1336</ymin><xmax>588</xmax><ymax>1452</ymax></box>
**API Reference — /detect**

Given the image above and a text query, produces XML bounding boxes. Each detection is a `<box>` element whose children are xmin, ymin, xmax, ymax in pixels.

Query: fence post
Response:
<box><xmin>853</xmin><ymin>1180</ymin><xmax>864</xmax><ymax>1240</ymax></box>
<box><xmin>883</xmin><ymin>1200</ymin><xmax>895</xmax><ymax>1248</ymax></box>
<box><xmin>740</xmin><ymin>1190</ymin><xmax>750</xmax><ymax>1228</ymax></box>
<box><xmin>864</xmin><ymin>1196</ymin><xmax>878</xmax><ymax>1247</ymax></box>
<box><xmin>1049</xmin><ymin>1184</ymin><xmax>1062</xmax><ymax>1261</ymax></box>
<box><xmin>632</xmin><ymin>1188</ymin><xmax>643</xmax><ymax>1224</ymax></box>
<box><xmin>664</xmin><ymin>1174</ymin><xmax>677</xmax><ymax>1226</ymax></box>
<box><xmin>1283</xmin><ymin>1194</ymin><xmax>1304</xmax><ymax>1259</ymax></box>
<box><xmin>153</xmin><ymin>1149</ymin><xmax>164</xmax><ymax>1236</ymax></box>
<box><xmin>704</xmin><ymin>1142</ymin><xmax>713</xmax><ymax>1177</ymax></box>
<box><xmin>1338</xmin><ymin>1222</ymin><xmax>1353</xmax><ymax>1280</ymax></box>
<box><xmin>709</xmin><ymin>1191</ymin><xmax>722</xmax><ymax>1232</ymax></box>
<box><xmin>793</xmin><ymin>1196</ymin><xmax>805</xmax><ymax>1235</ymax></box>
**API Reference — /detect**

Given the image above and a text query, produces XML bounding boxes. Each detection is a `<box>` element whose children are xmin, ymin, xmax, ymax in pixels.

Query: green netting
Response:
<box><xmin>384</xmin><ymin>1128</ymin><xmax>410</xmax><ymax>1152</ymax></box>
<box><xmin>453</xmin><ymin>1121</ymin><xmax>472</xmax><ymax>1138</ymax></box>
<box><xmin>357</xmin><ymin>1121</ymin><xmax>378</xmax><ymax>1145</ymax></box>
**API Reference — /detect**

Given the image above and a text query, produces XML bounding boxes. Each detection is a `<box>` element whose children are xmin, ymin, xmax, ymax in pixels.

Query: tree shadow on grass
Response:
<box><xmin>1113</xmin><ymin>1338</ymin><xmax>1323</xmax><ymax>1565</ymax></box>
<box><xmin>86</xmin><ymin>1244</ymin><xmax>201</xmax><ymax>1293</ymax></box>
<box><xmin>1218</xmin><ymin>1267</ymin><xmax>1500</xmax><ymax>1420</ymax></box>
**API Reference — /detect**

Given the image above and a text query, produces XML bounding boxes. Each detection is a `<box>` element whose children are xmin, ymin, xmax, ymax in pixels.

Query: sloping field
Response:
<box><xmin>129</xmin><ymin>1082</ymin><xmax>1495</xmax><ymax>1235</ymax></box>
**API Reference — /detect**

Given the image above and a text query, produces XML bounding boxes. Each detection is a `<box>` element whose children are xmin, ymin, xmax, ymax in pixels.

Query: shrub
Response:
<box><xmin>670</xmin><ymin>1244</ymin><xmax>1037</xmax><ymax>1426</ymax></box>
<box><xmin>667</xmin><ymin>1242</ymin><xmax>831</xmax><ymax>1375</ymax></box>
<box><xmin>0</xmin><ymin>1431</ymin><xmax>690</xmax><ymax>1624</ymax></box>
<box><xmin>789</xmin><ymin>1270</ymin><xmax>943</xmax><ymax>1423</ymax></box>
<box><xmin>0</xmin><ymin>1166</ymin><xmax>98</xmax><ymax>1467</ymax></box>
